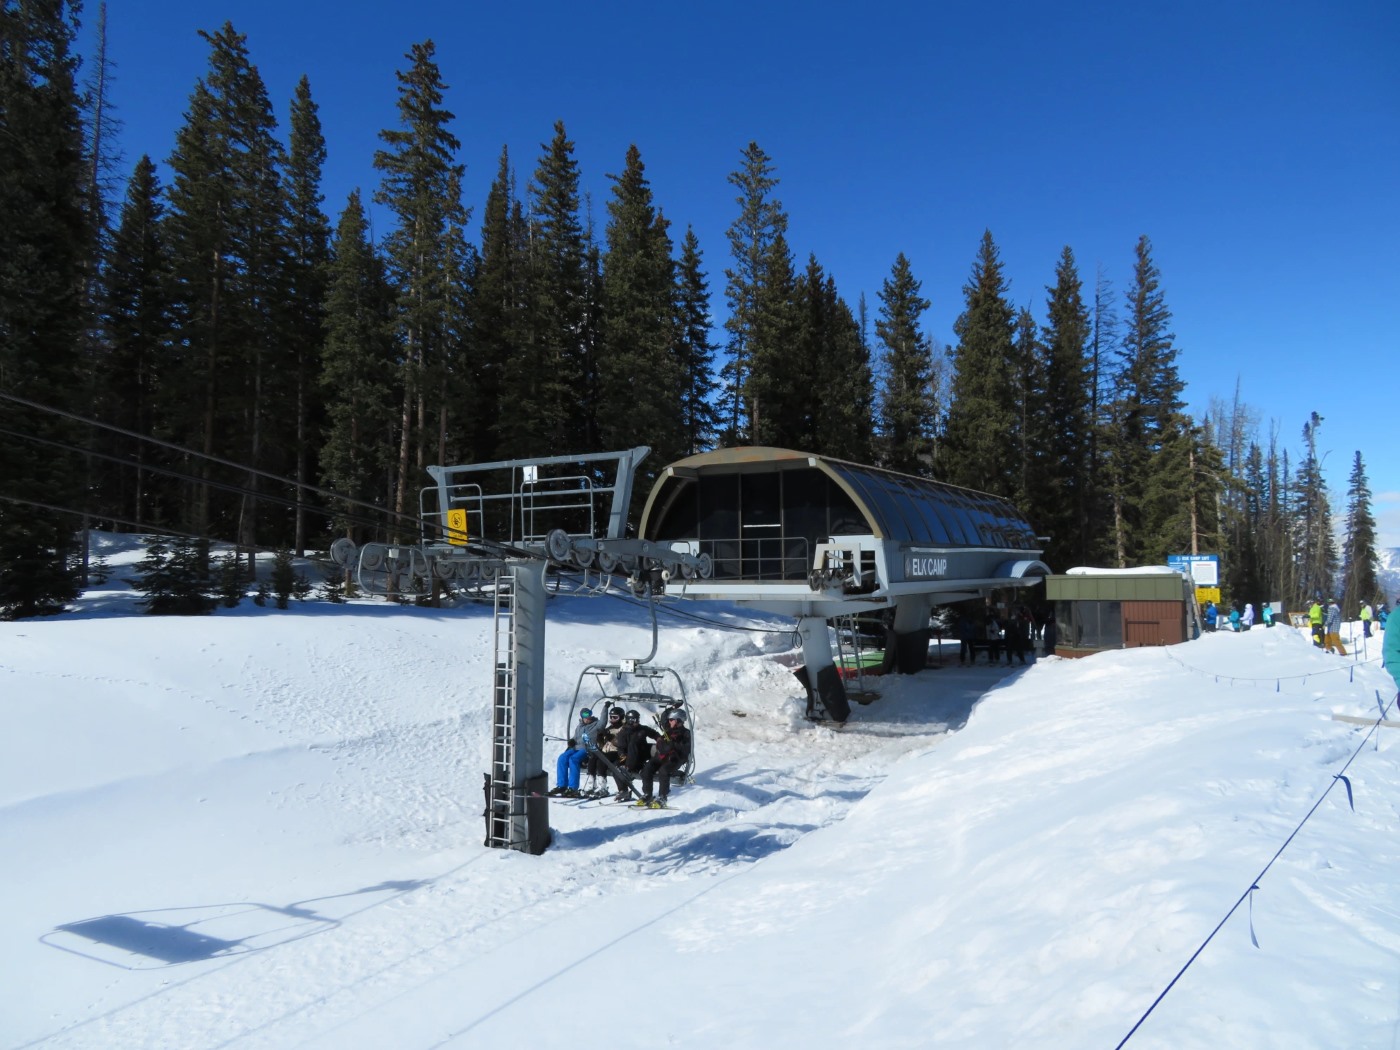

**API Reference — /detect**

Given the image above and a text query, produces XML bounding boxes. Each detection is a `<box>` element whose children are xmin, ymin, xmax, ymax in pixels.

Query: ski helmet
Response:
<box><xmin>666</xmin><ymin>709</ymin><xmax>686</xmax><ymax>724</ymax></box>
<box><xmin>608</xmin><ymin>708</ymin><xmax>623</xmax><ymax>721</ymax></box>
<box><xmin>580</xmin><ymin>708</ymin><xmax>593</xmax><ymax>719</ymax></box>
<box><xmin>625</xmin><ymin>710</ymin><xmax>640</xmax><ymax>723</ymax></box>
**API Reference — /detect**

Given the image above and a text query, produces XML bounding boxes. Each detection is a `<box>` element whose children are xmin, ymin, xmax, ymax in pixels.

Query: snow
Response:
<box><xmin>1065</xmin><ymin>565</ymin><xmax>1185</xmax><ymax>576</ymax></box>
<box><xmin>5</xmin><ymin>537</ymin><xmax>1400</xmax><ymax>1049</ymax></box>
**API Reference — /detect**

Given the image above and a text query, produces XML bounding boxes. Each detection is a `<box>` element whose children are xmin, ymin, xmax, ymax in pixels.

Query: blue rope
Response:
<box><xmin>1114</xmin><ymin>689</ymin><xmax>1397</xmax><ymax>1049</ymax></box>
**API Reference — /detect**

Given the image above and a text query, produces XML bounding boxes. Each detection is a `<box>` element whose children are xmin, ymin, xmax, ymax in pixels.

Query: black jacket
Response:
<box><xmin>654</xmin><ymin>724</ymin><xmax>691</xmax><ymax>766</ymax></box>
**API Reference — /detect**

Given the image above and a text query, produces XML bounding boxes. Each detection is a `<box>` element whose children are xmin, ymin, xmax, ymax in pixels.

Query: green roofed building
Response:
<box><xmin>1046</xmin><ymin>568</ymin><xmax>1203</xmax><ymax>657</ymax></box>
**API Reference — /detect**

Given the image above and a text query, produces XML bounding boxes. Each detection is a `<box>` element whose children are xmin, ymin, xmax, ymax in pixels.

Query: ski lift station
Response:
<box><xmin>335</xmin><ymin>444</ymin><xmax>1049</xmax><ymax>853</ymax></box>
<box><xmin>638</xmin><ymin>447</ymin><xmax>1051</xmax><ymax>722</ymax></box>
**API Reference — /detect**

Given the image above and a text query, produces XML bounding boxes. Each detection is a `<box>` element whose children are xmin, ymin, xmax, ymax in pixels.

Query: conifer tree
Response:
<box><xmin>284</xmin><ymin>75</ymin><xmax>330</xmax><ymax>554</ymax></box>
<box><xmin>1100</xmin><ymin>235</ymin><xmax>1190</xmax><ymax>565</ymax></box>
<box><xmin>673</xmin><ymin>227</ymin><xmax>719</xmax><ymax>455</ymax></box>
<box><xmin>471</xmin><ymin>147</ymin><xmax>527</xmax><ymax>464</ymax></box>
<box><xmin>942</xmin><ymin>231</ymin><xmax>1017</xmax><ymax>494</ymax></box>
<box><xmin>97</xmin><ymin>155</ymin><xmax>172</xmax><ymax>528</ymax></box>
<box><xmin>794</xmin><ymin>257</ymin><xmax>871</xmax><ymax>462</ymax></box>
<box><xmin>164</xmin><ymin>22</ymin><xmax>289</xmax><ymax>558</ymax></box>
<box><xmin>319</xmin><ymin>191</ymin><xmax>397</xmax><ymax>541</ymax></box>
<box><xmin>597</xmin><ymin>144</ymin><xmax>683</xmax><ymax>467</ymax></box>
<box><xmin>1010</xmin><ymin>305</ymin><xmax>1046</xmax><ymax>510</ymax></box>
<box><xmin>0</xmin><ymin>0</ymin><xmax>90</xmax><ymax>617</ymax></box>
<box><xmin>1086</xmin><ymin>266</ymin><xmax>1118</xmax><ymax>563</ymax></box>
<box><xmin>1037</xmin><ymin>247</ymin><xmax>1094</xmax><ymax>568</ymax></box>
<box><xmin>1236</xmin><ymin>440</ymin><xmax>1269</xmax><ymax>605</ymax></box>
<box><xmin>874</xmin><ymin>253</ymin><xmax>935</xmax><ymax>475</ymax></box>
<box><xmin>1292</xmin><ymin>412</ymin><xmax>1336</xmax><ymax>604</ymax></box>
<box><xmin>499</xmin><ymin>121</ymin><xmax>587</xmax><ymax>459</ymax></box>
<box><xmin>131</xmin><ymin>536</ymin><xmax>215</xmax><ymax>615</ymax></box>
<box><xmin>437</xmin><ymin>166</ymin><xmax>478</xmax><ymax>469</ymax></box>
<box><xmin>1340</xmin><ymin>451</ymin><xmax>1379</xmax><ymax>611</ymax></box>
<box><xmin>746</xmin><ymin>230</ymin><xmax>801</xmax><ymax>447</ymax></box>
<box><xmin>372</xmin><ymin>39</ymin><xmax>465</xmax><ymax>533</ymax></box>
<box><xmin>722</xmin><ymin>142</ymin><xmax>786</xmax><ymax>445</ymax></box>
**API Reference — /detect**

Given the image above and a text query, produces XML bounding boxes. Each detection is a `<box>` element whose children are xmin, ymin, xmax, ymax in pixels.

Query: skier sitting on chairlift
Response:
<box><xmin>634</xmin><ymin>709</ymin><xmax>692</xmax><ymax>809</ymax></box>
<box><xmin>549</xmin><ymin>708</ymin><xmax>603</xmax><ymax>798</ymax></box>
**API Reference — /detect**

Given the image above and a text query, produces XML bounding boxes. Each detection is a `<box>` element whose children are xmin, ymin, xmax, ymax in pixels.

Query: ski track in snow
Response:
<box><xmin>16</xmin><ymin>546</ymin><xmax>1399</xmax><ymax>1050</ymax></box>
<box><xmin>13</xmin><ymin>585</ymin><xmax>966</xmax><ymax>1050</ymax></box>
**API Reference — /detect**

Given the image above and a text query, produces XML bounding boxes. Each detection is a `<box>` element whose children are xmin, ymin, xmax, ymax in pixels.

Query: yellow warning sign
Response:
<box><xmin>445</xmin><ymin>508</ymin><xmax>469</xmax><ymax>546</ymax></box>
<box><xmin>1195</xmin><ymin>586</ymin><xmax>1220</xmax><ymax>603</ymax></box>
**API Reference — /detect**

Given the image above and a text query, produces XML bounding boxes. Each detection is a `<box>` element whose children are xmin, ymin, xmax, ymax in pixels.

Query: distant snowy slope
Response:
<box><xmin>1378</xmin><ymin>547</ymin><xmax>1400</xmax><ymax>604</ymax></box>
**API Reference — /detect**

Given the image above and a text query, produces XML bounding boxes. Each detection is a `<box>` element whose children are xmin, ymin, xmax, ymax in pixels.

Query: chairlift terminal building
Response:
<box><xmin>640</xmin><ymin>448</ymin><xmax>1051</xmax><ymax>721</ymax></box>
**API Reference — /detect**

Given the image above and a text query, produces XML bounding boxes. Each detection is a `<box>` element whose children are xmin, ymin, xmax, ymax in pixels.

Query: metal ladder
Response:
<box><xmin>485</xmin><ymin>572</ymin><xmax>520</xmax><ymax>849</ymax></box>
<box><xmin>834</xmin><ymin>615</ymin><xmax>864</xmax><ymax>695</ymax></box>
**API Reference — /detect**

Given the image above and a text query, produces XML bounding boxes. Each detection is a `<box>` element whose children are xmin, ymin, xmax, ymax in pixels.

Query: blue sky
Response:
<box><xmin>85</xmin><ymin>0</ymin><xmax>1399</xmax><ymax>547</ymax></box>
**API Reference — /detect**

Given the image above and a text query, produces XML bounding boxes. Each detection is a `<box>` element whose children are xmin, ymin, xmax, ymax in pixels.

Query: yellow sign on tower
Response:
<box><xmin>445</xmin><ymin>508</ymin><xmax>469</xmax><ymax>546</ymax></box>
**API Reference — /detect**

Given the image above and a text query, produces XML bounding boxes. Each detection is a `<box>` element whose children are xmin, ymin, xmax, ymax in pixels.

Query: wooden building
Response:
<box><xmin>1045</xmin><ymin>569</ymin><xmax>1201</xmax><ymax>657</ymax></box>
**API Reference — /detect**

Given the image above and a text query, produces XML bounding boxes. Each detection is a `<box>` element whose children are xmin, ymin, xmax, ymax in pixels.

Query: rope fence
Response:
<box><xmin>1114</xmin><ymin>685</ymin><xmax>1399</xmax><ymax>1048</ymax></box>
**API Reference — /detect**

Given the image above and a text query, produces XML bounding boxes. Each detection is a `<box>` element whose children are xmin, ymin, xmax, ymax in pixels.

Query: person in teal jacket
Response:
<box><xmin>1385</xmin><ymin>598</ymin><xmax>1400</xmax><ymax>695</ymax></box>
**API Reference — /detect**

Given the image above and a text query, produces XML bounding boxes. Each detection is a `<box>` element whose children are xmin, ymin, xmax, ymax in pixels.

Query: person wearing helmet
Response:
<box><xmin>1308</xmin><ymin>597</ymin><xmax>1325</xmax><ymax>648</ymax></box>
<box><xmin>592</xmin><ymin>707</ymin><xmax>630</xmax><ymax>798</ymax></box>
<box><xmin>608</xmin><ymin>709</ymin><xmax>652</xmax><ymax>802</ymax></box>
<box><xmin>548</xmin><ymin>707</ymin><xmax>600</xmax><ymax>798</ymax></box>
<box><xmin>634</xmin><ymin>708</ymin><xmax>691</xmax><ymax>809</ymax></box>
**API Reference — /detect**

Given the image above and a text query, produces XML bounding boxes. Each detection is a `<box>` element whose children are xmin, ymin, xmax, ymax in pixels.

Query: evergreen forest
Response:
<box><xmin>0</xmin><ymin>4</ymin><xmax>1384</xmax><ymax>619</ymax></box>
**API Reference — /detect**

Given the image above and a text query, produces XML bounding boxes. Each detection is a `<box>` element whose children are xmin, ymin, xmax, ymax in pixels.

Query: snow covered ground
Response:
<box><xmin>4</xmin><ymin>537</ymin><xmax>1400</xmax><ymax>1049</ymax></box>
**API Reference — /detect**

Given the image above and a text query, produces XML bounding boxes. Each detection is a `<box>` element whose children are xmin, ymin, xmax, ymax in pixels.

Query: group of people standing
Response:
<box><xmin>953</xmin><ymin>603</ymin><xmax>1054</xmax><ymax>665</ymax></box>
<box><xmin>549</xmin><ymin>704</ymin><xmax>692</xmax><ymax>809</ymax></box>
<box><xmin>1305</xmin><ymin>597</ymin><xmax>1391</xmax><ymax>656</ymax></box>
<box><xmin>1203</xmin><ymin>601</ymin><xmax>1257</xmax><ymax>632</ymax></box>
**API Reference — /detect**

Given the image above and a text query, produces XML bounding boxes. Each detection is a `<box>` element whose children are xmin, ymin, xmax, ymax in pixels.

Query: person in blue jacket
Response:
<box><xmin>1203</xmin><ymin>601</ymin><xmax>1218</xmax><ymax>631</ymax></box>
<box><xmin>549</xmin><ymin>708</ymin><xmax>603</xmax><ymax>798</ymax></box>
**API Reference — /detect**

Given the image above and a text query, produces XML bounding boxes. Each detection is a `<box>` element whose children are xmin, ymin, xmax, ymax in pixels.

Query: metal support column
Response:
<box><xmin>798</xmin><ymin>615</ymin><xmax>850</xmax><ymax>724</ymax></box>
<box><xmin>484</xmin><ymin>561</ymin><xmax>550</xmax><ymax>853</ymax></box>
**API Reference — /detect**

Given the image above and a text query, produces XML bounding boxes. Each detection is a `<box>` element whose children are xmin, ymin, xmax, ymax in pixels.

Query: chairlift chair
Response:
<box><xmin>564</xmin><ymin>663</ymin><xmax>696</xmax><ymax>795</ymax></box>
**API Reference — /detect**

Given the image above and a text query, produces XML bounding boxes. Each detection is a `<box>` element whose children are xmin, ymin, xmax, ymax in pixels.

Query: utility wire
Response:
<box><xmin>0</xmin><ymin>388</ymin><xmax>428</xmax><ymax>533</ymax></box>
<box><xmin>0</xmin><ymin>423</ymin><xmax>393</xmax><ymax>539</ymax></box>
<box><xmin>0</xmin><ymin>493</ymin><xmax>336</xmax><ymax>566</ymax></box>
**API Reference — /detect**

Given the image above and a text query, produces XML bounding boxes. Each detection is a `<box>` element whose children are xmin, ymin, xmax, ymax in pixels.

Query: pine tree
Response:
<box><xmin>721</xmin><ymin>142</ymin><xmax>786</xmax><ymax>445</ymax></box>
<box><xmin>673</xmin><ymin>227</ymin><xmax>719</xmax><ymax>455</ymax></box>
<box><xmin>0</xmin><ymin>0</ymin><xmax>90</xmax><ymax>617</ymax></box>
<box><xmin>437</xmin><ymin>165</ymin><xmax>478</xmax><ymax>469</ymax></box>
<box><xmin>284</xmin><ymin>75</ymin><xmax>331</xmax><ymax>554</ymax></box>
<box><xmin>597</xmin><ymin>144</ymin><xmax>683</xmax><ymax>469</ymax></box>
<box><xmin>1010</xmin><ymin>305</ymin><xmax>1046</xmax><ymax>511</ymax></box>
<box><xmin>1086</xmin><ymin>265</ymin><xmax>1119</xmax><ymax>564</ymax></box>
<box><xmin>1037</xmin><ymin>247</ymin><xmax>1094</xmax><ymax>569</ymax></box>
<box><xmin>96</xmin><ymin>155</ymin><xmax>172</xmax><ymax>529</ymax></box>
<box><xmin>164</xmin><ymin>22</ymin><xmax>289</xmax><ymax>559</ymax></box>
<box><xmin>130</xmin><ymin>536</ymin><xmax>215</xmax><ymax>615</ymax></box>
<box><xmin>497</xmin><ymin>121</ymin><xmax>587</xmax><ymax>460</ymax></box>
<box><xmin>746</xmin><ymin>230</ymin><xmax>801</xmax><ymax>447</ymax></box>
<box><xmin>942</xmin><ymin>231</ymin><xmax>1017</xmax><ymax>494</ymax></box>
<box><xmin>1293</xmin><ymin>412</ymin><xmax>1336</xmax><ymax>604</ymax></box>
<box><xmin>471</xmin><ymin>146</ymin><xmax>528</xmax><ymax>464</ymax></box>
<box><xmin>1340</xmin><ymin>451</ymin><xmax>1379</xmax><ymax>611</ymax></box>
<box><xmin>319</xmin><ymin>191</ymin><xmax>398</xmax><ymax>542</ymax></box>
<box><xmin>1104</xmin><ymin>235</ymin><xmax>1189</xmax><ymax>565</ymax></box>
<box><xmin>794</xmin><ymin>258</ymin><xmax>871</xmax><ymax>462</ymax></box>
<box><xmin>874</xmin><ymin>253</ymin><xmax>935</xmax><ymax>475</ymax></box>
<box><xmin>372</xmin><ymin>39</ymin><xmax>465</xmax><ymax>535</ymax></box>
